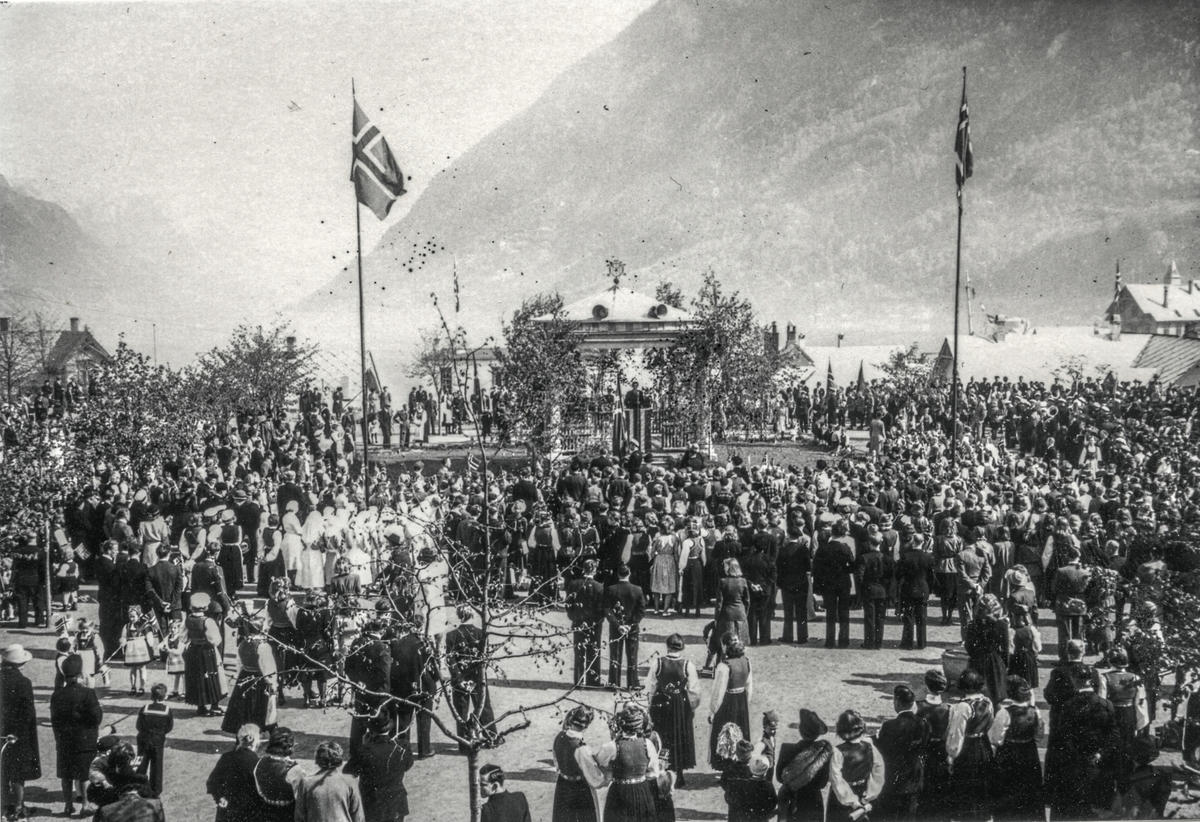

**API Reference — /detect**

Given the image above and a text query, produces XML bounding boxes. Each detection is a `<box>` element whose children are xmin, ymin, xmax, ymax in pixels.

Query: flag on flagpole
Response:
<box><xmin>955</xmin><ymin>69</ymin><xmax>973</xmax><ymax>199</ymax></box>
<box><xmin>351</xmin><ymin>98</ymin><xmax>407</xmax><ymax>220</ymax></box>
<box><xmin>826</xmin><ymin>359</ymin><xmax>834</xmax><ymax>391</ymax></box>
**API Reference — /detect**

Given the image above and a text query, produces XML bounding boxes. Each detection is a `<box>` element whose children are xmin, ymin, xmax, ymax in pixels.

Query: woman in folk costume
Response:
<box><xmin>223</xmin><ymin>612</ymin><xmax>279</xmax><ymax>734</ymax></box>
<box><xmin>965</xmin><ymin>594</ymin><xmax>1012</xmax><ymax>705</ymax></box>
<box><xmin>721</xmin><ymin>737</ymin><xmax>777</xmax><ymax>822</ymax></box>
<box><xmin>1102</xmin><ymin>646</ymin><xmax>1150</xmax><ymax>760</ymax></box>
<box><xmin>594</xmin><ymin>706</ymin><xmax>662</xmax><ymax>822</ymax></box>
<box><xmin>320</xmin><ymin>504</ymin><xmax>349</xmax><ymax>586</ymax></box>
<box><xmin>827</xmin><ymin>710</ymin><xmax>884</xmax><ymax>822</ymax></box>
<box><xmin>119</xmin><ymin>605</ymin><xmax>157</xmax><ymax>696</ymax></box>
<box><xmin>295</xmin><ymin>505</ymin><xmax>327</xmax><ymax>591</ymax></box>
<box><xmin>945</xmin><ymin>668</ymin><xmax>996</xmax><ymax>821</ymax></box>
<box><xmin>708</xmin><ymin>634</ymin><xmax>753</xmax><ymax>770</ymax></box>
<box><xmin>414</xmin><ymin>545</ymin><xmax>455</xmax><ymax>654</ymax></box>
<box><xmin>280</xmin><ymin>501</ymin><xmax>304</xmax><ymax>584</ymax></box>
<box><xmin>527</xmin><ymin>508</ymin><xmax>562</xmax><ymax>605</ymax></box>
<box><xmin>74</xmin><ymin>618</ymin><xmax>107</xmax><ymax>689</ymax></box>
<box><xmin>988</xmin><ymin>675</ymin><xmax>1045</xmax><ymax>822</ymax></box>
<box><xmin>677</xmin><ymin>518</ymin><xmax>707</xmax><ymax>617</ymax></box>
<box><xmin>551</xmin><ymin>706</ymin><xmax>606</xmax><ymax>822</ymax></box>
<box><xmin>182</xmin><ymin>592</ymin><xmax>227</xmax><ymax>717</ymax></box>
<box><xmin>776</xmin><ymin>709</ymin><xmax>832</xmax><ymax>822</ymax></box>
<box><xmin>646</xmin><ymin>633</ymin><xmax>699</xmax><ymax>787</ymax></box>
<box><xmin>265</xmin><ymin>579</ymin><xmax>299</xmax><ymax>704</ymax></box>
<box><xmin>1006</xmin><ymin>604</ymin><xmax>1042</xmax><ymax>688</ymax></box>
<box><xmin>344</xmin><ymin>508</ymin><xmax>376</xmax><ymax>586</ymax></box>
<box><xmin>257</xmin><ymin>513</ymin><xmax>286</xmax><ymax>598</ymax></box>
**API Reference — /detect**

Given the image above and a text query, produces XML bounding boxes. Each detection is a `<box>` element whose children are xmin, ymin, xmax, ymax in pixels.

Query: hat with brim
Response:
<box><xmin>220</xmin><ymin>509</ymin><xmax>236</xmax><ymax>523</ymax></box>
<box><xmin>1</xmin><ymin>645</ymin><xmax>32</xmax><ymax>665</ymax></box>
<box><xmin>190</xmin><ymin>592</ymin><xmax>211</xmax><ymax>611</ymax></box>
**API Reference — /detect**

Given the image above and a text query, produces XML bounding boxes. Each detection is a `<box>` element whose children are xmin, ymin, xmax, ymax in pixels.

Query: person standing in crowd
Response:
<box><xmin>713</xmin><ymin>558</ymin><xmax>750</xmax><ymax>662</ymax></box>
<box><xmin>389</xmin><ymin>613</ymin><xmax>439</xmax><ymax>760</ymax></box>
<box><xmin>206</xmin><ymin>723</ymin><xmax>261</xmax><ymax>822</ymax></box>
<box><xmin>50</xmin><ymin>654</ymin><xmax>104</xmax><ymax>817</ymax></box>
<box><xmin>182</xmin><ymin>592</ymin><xmax>226</xmax><ymax>718</ymax></box>
<box><xmin>932</xmin><ymin>518</ymin><xmax>961</xmax><ymax>627</ymax></box>
<box><xmin>479</xmin><ymin>764</ymin><xmax>532</xmax><ymax>822</ymax></box>
<box><xmin>855</xmin><ymin>531</ymin><xmax>889</xmax><ymax>650</ymax></box>
<box><xmin>812</xmin><ymin>520</ymin><xmax>854</xmax><ymax>649</ymax></box>
<box><xmin>95</xmin><ymin>540</ymin><xmax>124</xmax><ymax>660</ymax></box>
<box><xmin>294</xmin><ymin>741</ymin><xmax>363</xmax><ymax>822</ymax></box>
<box><xmin>1050</xmin><ymin>546</ymin><xmax>1091</xmax><ymax>661</ymax></box>
<box><xmin>721</xmin><ymin>737</ymin><xmax>777</xmax><ymax>822</ymax></box>
<box><xmin>827</xmin><ymin>710</ymin><xmax>884</xmax><ymax>822</ymax></box>
<box><xmin>776</xmin><ymin>709</ymin><xmax>831</xmax><ymax>822</ymax></box>
<box><xmin>965</xmin><ymin>594</ymin><xmax>1011</xmax><ymax>705</ymax></box>
<box><xmin>776</xmin><ymin>528</ymin><xmax>811</xmax><ymax>645</ymax></box>
<box><xmin>709</xmin><ymin>635</ymin><xmax>752</xmax><ymax>769</ymax></box>
<box><xmin>1006</xmin><ymin>604</ymin><xmax>1042</xmax><ymax>689</ymax></box>
<box><xmin>945</xmin><ymin>669</ymin><xmax>995</xmax><ymax>821</ymax></box>
<box><xmin>10</xmin><ymin>533</ymin><xmax>46</xmax><ymax>630</ymax></box>
<box><xmin>646</xmin><ymin>634</ymin><xmax>699</xmax><ymax>788</ymax></box>
<box><xmin>915</xmin><ymin>670</ymin><xmax>951</xmax><ymax>821</ymax></box>
<box><xmin>988</xmin><ymin>675</ymin><xmax>1044</xmax><ymax>822</ymax></box>
<box><xmin>604</xmin><ymin>564</ymin><xmax>646</xmax><ymax>690</ymax></box>
<box><xmin>550</xmin><ymin>706</ymin><xmax>605</xmax><ymax>822</ymax></box>
<box><xmin>894</xmin><ymin>530</ymin><xmax>934</xmax><ymax>650</ymax></box>
<box><xmin>346</xmin><ymin>717</ymin><xmax>414</xmax><ymax>822</ymax></box>
<box><xmin>873</xmin><ymin>684</ymin><xmax>929</xmax><ymax>822</ymax></box>
<box><xmin>147</xmin><ymin>545</ymin><xmax>184</xmax><ymax>632</ymax></box>
<box><xmin>446</xmin><ymin>604</ymin><xmax>494</xmax><ymax>751</ymax></box>
<box><xmin>135</xmin><ymin>683</ymin><xmax>174</xmax><ymax>797</ymax></box>
<box><xmin>1</xmin><ymin>645</ymin><xmax>41</xmax><ymax>821</ymax></box>
<box><xmin>222</xmin><ymin>613</ymin><xmax>279</xmax><ymax>735</ymax></box>
<box><xmin>742</xmin><ymin>539</ymin><xmax>775</xmax><ymax>647</ymax></box>
<box><xmin>1103</xmin><ymin>646</ymin><xmax>1149</xmax><ymax>766</ymax></box>
<box><xmin>344</xmin><ymin>619</ymin><xmax>392</xmax><ymax>762</ymax></box>
<box><xmin>251</xmin><ymin>726</ymin><xmax>301</xmax><ymax>822</ymax></box>
<box><xmin>565</xmin><ymin>559</ymin><xmax>605</xmax><ymax>689</ymax></box>
<box><xmin>595</xmin><ymin>707</ymin><xmax>660</xmax><ymax>822</ymax></box>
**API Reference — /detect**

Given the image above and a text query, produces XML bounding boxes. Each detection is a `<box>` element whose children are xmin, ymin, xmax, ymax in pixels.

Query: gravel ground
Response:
<box><xmin>8</xmin><ymin>589</ymin><xmax>1198</xmax><ymax>821</ymax></box>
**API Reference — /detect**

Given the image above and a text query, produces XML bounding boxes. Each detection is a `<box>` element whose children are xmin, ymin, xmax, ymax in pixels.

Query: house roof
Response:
<box><xmin>537</xmin><ymin>285</ymin><xmax>693</xmax><ymax>325</ymax></box>
<box><xmin>1131</xmin><ymin>334</ymin><xmax>1200</xmax><ymax>385</ymax></box>
<box><xmin>942</xmin><ymin>326</ymin><xmax>1154</xmax><ymax>383</ymax></box>
<box><xmin>1116</xmin><ymin>283</ymin><xmax>1200</xmax><ymax>324</ymax></box>
<box><xmin>44</xmin><ymin>329</ymin><xmax>112</xmax><ymax>374</ymax></box>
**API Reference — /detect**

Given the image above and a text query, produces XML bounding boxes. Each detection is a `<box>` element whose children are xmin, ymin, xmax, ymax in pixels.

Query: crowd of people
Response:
<box><xmin>3</xmin><ymin>369</ymin><xmax>1200</xmax><ymax>821</ymax></box>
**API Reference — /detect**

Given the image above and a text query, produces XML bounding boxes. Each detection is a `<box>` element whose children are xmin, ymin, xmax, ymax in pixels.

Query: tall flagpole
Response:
<box><xmin>353</xmin><ymin>78</ymin><xmax>371</xmax><ymax>506</ymax></box>
<box><xmin>950</xmin><ymin>66</ymin><xmax>967</xmax><ymax>473</ymax></box>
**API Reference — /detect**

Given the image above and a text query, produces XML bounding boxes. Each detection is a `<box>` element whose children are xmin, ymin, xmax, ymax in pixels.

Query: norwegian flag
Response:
<box><xmin>955</xmin><ymin>69</ymin><xmax>974</xmax><ymax>199</ymax></box>
<box><xmin>351</xmin><ymin>98</ymin><xmax>406</xmax><ymax>220</ymax></box>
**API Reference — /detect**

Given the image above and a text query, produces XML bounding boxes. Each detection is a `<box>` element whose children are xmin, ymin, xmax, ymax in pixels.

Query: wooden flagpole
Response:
<box><xmin>950</xmin><ymin>66</ymin><xmax>967</xmax><ymax>473</ymax></box>
<box><xmin>353</xmin><ymin>78</ymin><xmax>371</xmax><ymax>506</ymax></box>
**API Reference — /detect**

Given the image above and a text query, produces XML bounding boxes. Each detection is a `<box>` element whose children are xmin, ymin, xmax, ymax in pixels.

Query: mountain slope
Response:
<box><xmin>296</xmin><ymin>0</ymin><xmax>1200</xmax><ymax>371</ymax></box>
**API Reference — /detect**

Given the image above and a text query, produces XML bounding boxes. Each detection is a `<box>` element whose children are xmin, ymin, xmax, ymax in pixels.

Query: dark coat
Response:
<box><xmin>49</xmin><ymin>680</ymin><xmax>104</xmax><ymax>779</ymax></box>
<box><xmin>811</xmin><ymin>539</ymin><xmax>854</xmax><ymax>596</ymax></box>
<box><xmin>775</xmin><ymin>538</ymin><xmax>811</xmax><ymax>591</ymax></box>
<box><xmin>346</xmin><ymin>635</ymin><xmax>392</xmax><ymax>694</ymax></box>
<box><xmin>345</xmin><ymin>734</ymin><xmax>414</xmax><ymax>821</ymax></box>
<box><xmin>565</xmin><ymin>577</ymin><xmax>606</xmax><ymax>624</ymax></box>
<box><xmin>855</xmin><ymin>548</ymin><xmax>889</xmax><ymax>599</ymax></box>
<box><xmin>95</xmin><ymin>791</ymin><xmax>166</xmax><ymax>822</ymax></box>
<box><xmin>894</xmin><ymin>548</ymin><xmax>935</xmax><ymax>600</ymax></box>
<box><xmin>206</xmin><ymin>746</ymin><xmax>261</xmax><ymax>822</ymax></box>
<box><xmin>603</xmin><ymin>580</ymin><xmax>646</xmax><ymax>626</ymax></box>
<box><xmin>875</xmin><ymin>710</ymin><xmax>930</xmax><ymax>797</ymax></box>
<box><xmin>1</xmin><ymin>664</ymin><xmax>42</xmax><ymax>781</ymax></box>
<box><xmin>146</xmin><ymin>560</ymin><xmax>184</xmax><ymax>616</ymax></box>
<box><xmin>446</xmin><ymin>623</ymin><xmax>487</xmax><ymax>685</ymax></box>
<box><xmin>389</xmin><ymin>633</ymin><xmax>438</xmax><ymax>699</ymax></box>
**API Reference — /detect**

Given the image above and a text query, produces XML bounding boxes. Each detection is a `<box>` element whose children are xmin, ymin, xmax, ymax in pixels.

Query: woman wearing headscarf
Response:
<box><xmin>296</xmin><ymin>505</ymin><xmax>327</xmax><ymax>590</ymax></box>
<box><xmin>594</xmin><ymin>706</ymin><xmax>661</xmax><ymax>822</ymax></box>
<box><xmin>183</xmin><ymin>592</ymin><xmax>227</xmax><ymax>717</ymax></box>
<box><xmin>49</xmin><ymin>655</ymin><xmax>103</xmax><ymax>816</ymax></box>
<box><xmin>646</xmin><ymin>634</ymin><xmax>699</xmax><ymax>787</ymax></box>
<box><xmin>988</xmin><ymin>675</ymin><xmax>1045</xmax><ymax>822</ymax></box>
<box><xmin>827</xmin><ymin>710</ymin><xmax>884</xmax><ymax>822</ymax></box>
<box><xmin>280</xmin><ymin>501</ymin><xmax>304</xmax><ymax>586</ymax></box>
<box><xmin>965</xmin><ymin>594</ymin><xmax>1012</xmax><ymax>705</ymax></box>
<box><xmin>551</xmin><ymin>706</ymin><xmax>606</xmax><ymax>822</ymax></box>
<box><xmin>223</xmin><ymin>612</ymin><xmax>279</xmax><ymax>735</ymax></box>
<box><xmin>945</xmin><ymin>669</ymin><xmax>996</xmax><ymax>821</ymax></box>
<box><xmin>414</xmin><ymin>546</ymin><xmax>454</xmax><ymax>655</ymax></box>
<box><xmin>708</xmin><ymin>634</ymin><xmax>752</xmax><ymax>770</ymax></box>
<box><xmin>776</xmin><ymin>709</ymin><xmax>832</xmax><ymax>822</ymax></box>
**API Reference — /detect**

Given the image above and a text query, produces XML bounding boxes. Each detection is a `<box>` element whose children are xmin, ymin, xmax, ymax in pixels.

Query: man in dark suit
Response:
<box><xmin>894</xmin><ymin>540</ymin><xmax>936</xmax><ymax>650</ymax></box>
<box><xmin>856</xmin><ymin>532</ymin><xmax>889</xmax><ymax>649</ymax></box>
<box><xmin>776</xmin><ymin>529</ymin><xmax>811</xmax><ymax>644</ymax></box>
<box><xmin>811</xmin><ymin>520</ymin><xmax>855</xmax><ymax>649</ymax></box>
<box><xmin>275</xmin><ymin>470</ymin><xmax>305</xmax><ymax>519</ymax></box>
<box><xmin>603</xmin><ymin>564</ymin><xmax>646</xmax><ymax>689</ymax></box>
<box><xmin>874</xmin><ymin>684</ymin><xmax>930</xmax><ymax>822</ymax></box>
<box><xmin>10</xmin><ymin>534</ymin><xmax>46</xmax><ymax>630</ymax></box>
<box><xmin>146</xmin><ymin>545</ymin><xmax>184</xmax><ymax>631</ymax></box>
<box><xmin>345</xmin><ymin>620</ymin><xmax>393</xmax><ymax>764</ymax></box>
<box><xmin>446</xmin><ymin>604</ymin><xmax>495</xmax><ymax>751</ymax></box>
<box><xmin>389</xmin><ymin>616</ymin><xmax>440</xmax><ymax>759</ymax></box>
<box><xmin>94</xmin><ymin>541</ymin><xmax>123</xmax><ymax>660</ymax></box>
<box><xmin>1050</xmin><ymin>546</ymin><xmax>1091</xmax><ymax>661</ymax></box>
<box><xmin>565</xmin><ymin>559</ymin><xmax>605</xmax><ymax>688</ymax></box>
<box><xmin>345</xmin><ymin>717</ymin><xmax>414</xmax><ymax>822</ymax></box>
<box><xmin>742</xmin><ymin>543</ymin><xmax>776</xmax><ymax>646</ymax></box>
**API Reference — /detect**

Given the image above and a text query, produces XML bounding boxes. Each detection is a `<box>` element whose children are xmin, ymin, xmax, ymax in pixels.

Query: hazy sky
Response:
<box><xmin>0</xmin><ymin>0</ymin><xmax>653</xmax><ymax>355</ymax></box>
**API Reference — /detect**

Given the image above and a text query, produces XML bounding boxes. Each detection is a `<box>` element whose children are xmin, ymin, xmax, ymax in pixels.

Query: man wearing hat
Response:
<box><xmin>50</xmin><ymin>654</ymin><xmax>103</xmax><ymax>816</ymax></box>
<box><xmin>776</xmin><ymin>709</ymin><xmax>831</xmax><ymax>822</ymax></box>
<box><xmin>1</xmin><ymin>645</ymin><xmax>41</xmax><ymax>820</ymax></box>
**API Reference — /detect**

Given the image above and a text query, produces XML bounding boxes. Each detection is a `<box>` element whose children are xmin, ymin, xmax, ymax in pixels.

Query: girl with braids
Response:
<box><xmin>551</xmin><ymin>706</ymin><xmax>605</xmax><ymax>822</ymax></box>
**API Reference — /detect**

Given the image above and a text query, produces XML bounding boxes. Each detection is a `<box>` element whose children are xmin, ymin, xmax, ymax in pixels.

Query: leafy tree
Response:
<box><xmin>880</xmin><ymin>343</ymin><xmax>934</xmax><ymax>394</ymax></box>
<box><xmin>189</xmin><ymin>321</ymin><xmax>318</xmax><ymax>422</ymax></box>
<box><xmin>0</xmin><ymin>313</ymin><xmax>40</xmax><ymax>402</ymax></box>
<box><xmin>645</xmin><ymin>271</ymin><xmax>775</xmax><ymax>444</ymax></box>
<box><xmin>405</xmin><ymin>327</ymin><xmax>456</xmax><ymax>405</ymax></box>
<box><xmin>495</xmin><ymin>294</ymin><xmax>586</xmax><ymax>463</ymax></box>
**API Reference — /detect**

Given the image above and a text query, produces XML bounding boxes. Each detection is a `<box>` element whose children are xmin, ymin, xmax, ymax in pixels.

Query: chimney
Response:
<box><xmin>69</xmin><ymin>317</ymin><xmax>79</xmax><ymax>333</ymax></box>
<box><xmin>286</xmin><ymin>336</ymin><xmax>297</xmax><ymax>351</ymax></box>
<box><xmin>837</xmin><ymin>333</ymin><xmax>844</xmax><ymax>348</ymax></box>
<box><xmin>786</xmin><ymin>322</ymin><xmax>797</xmax><ymax>345</ymax></box>
<box><xmin>764</xmin><ymin>322</ymin><xmax>779</xmax><ymax>353</ymax></box>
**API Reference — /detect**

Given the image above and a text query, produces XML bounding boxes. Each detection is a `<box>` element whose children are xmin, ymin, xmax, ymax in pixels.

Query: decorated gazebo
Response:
<box><xmin>532</xmin><ymin>260</ymin><xmax>695</xmax><ymax>453</ymax></box>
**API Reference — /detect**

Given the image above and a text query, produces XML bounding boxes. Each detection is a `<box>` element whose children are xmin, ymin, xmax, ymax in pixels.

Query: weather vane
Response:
<box><xmin>606</xmin><ymin>259</ymin><xmax>625</xmax><ymax>288</ymax></box>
